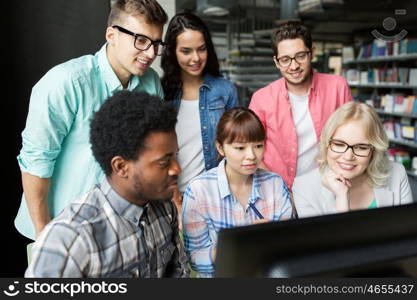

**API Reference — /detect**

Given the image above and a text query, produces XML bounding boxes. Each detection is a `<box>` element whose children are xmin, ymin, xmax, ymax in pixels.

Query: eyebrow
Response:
<box><xmin>156</xmin><ymin>153</ymin><xmax>174</xmax><ymax>161</ymax></box>
<box><xmin>332</xmin><ymin>139</ymin><xmax>370</xmax><ymax>145</ymax></box>
<box><xmin>180</xmin><ymin>44</ymin><xmax>206</xmax><ymax>50</ymax></box>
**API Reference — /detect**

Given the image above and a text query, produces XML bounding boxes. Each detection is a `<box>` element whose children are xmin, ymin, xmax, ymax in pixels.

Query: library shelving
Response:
<box><xmin>343</xmin><ymin>39</ymin><xmax>417</xmax><ymax>195</ymax></box>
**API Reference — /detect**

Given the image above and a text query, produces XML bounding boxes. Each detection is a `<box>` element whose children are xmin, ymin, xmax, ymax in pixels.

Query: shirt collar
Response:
<box><xmin>250</xmin><ymin>171</ymin><xmax>263</xmax><ymax>204</ymax></box>
<box><xmin>96</xmin><ymin>44</ymin><xmax>141</xmax><ymax>93</ymax></box>
<box><xmin>217</xmin><ymin>158</ymin><xmax>264</xmax><ymax>203</ymax></box>
<box><xmin>217</xmin><ymin>159</ymin><xmax>232</xmax><ymax>199</ymax></box>
<box><xmin>201</xmin><ymin>73</ymin><xmax>215</xmax><ymax>90</ymax></box>
<box><xmin>281</xmin><ymin>70</ymin><xmax>317</xmax><ymax>100</ymax></box>
<box><xmin>100</xmin><ymin>177</ymin><xmax>144</xmax><ymax>226</ymax></box>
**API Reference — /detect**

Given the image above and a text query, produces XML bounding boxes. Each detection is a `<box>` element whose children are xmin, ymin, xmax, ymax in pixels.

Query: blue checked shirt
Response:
<box><xmin>182</xmin><ymin>159</ymin><xmax>292</xmax><ymax>277</ymax></box>
<box><xmin>25</xmin><ymin>178</ymin><xmax>189</xmax><ymax>278</ymax></box>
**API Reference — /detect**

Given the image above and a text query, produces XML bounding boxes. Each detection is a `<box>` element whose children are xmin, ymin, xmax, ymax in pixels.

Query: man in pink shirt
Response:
<box><xmin>249</xmin><ymin>20</ymin><xmax>352</xmax><ymax>190</ymax></box>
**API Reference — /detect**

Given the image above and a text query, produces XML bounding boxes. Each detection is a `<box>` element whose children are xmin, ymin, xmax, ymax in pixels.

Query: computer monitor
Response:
<box><xmin>215</xmin><ymin>203</ymin><xmax>417</xmax><ymax>277</ymax></box>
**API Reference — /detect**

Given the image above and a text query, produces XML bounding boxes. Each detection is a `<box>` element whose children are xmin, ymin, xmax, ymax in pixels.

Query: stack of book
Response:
<box><xmin>357</xmin><ymin>38</ymin><xmax>417</xmax><ymax>59</ymax></box>
<box><xmin>345</xmin><ymin>67</ymin><xmax>417</xmax><ymax>85</ymax></box>
<box><xmin>380</xmin><ymin>94</ymin><xmax>417</xmax><ymax>114</ymax></box>
<box><xmin>383</xmin><ymin>118</ymin><xmax>417</xmax><ymax>143</ymax></box>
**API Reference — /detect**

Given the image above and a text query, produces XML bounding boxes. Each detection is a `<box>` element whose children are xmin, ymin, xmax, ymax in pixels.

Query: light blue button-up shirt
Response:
<box><xmin>16</xmin><ymin>44</ymin><xmax>164</xmax><ymax>240</ymax></box>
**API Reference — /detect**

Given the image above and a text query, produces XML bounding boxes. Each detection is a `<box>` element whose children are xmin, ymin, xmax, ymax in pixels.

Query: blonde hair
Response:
<box><xmin>317</xmin><ymin>102</ymin><xmax>390</xmax><ymax>187</ymax></box>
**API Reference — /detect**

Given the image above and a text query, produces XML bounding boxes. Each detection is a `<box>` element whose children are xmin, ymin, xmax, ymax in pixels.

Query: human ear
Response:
<box><xmin>105</xmin><ymin>26</ymin><xmax>117</xmax><ymax>45</ymax></box>
<box><xmin>216</xmin><ymin>141</ymin><xmax>225</xmax><ymax>157</ymax></box>
<box><xmin>273</xmin><ymin>55</ymin><xmax>280</xmax><ymax>69</ymax></box>
<box><xmin>111</xmin><ymin>156</ymin><xmax>129</xmax><ymax>178</ymax></box>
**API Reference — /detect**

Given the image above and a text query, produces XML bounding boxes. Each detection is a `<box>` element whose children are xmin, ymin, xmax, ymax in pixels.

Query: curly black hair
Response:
<box><xmin>90</xmin><ymin>90</ymin><xmax>177</xmax><ymax>176</ymax></box>
<box><xmin>161</xmin><ymin>12</ymin><xmax>221</xmax><ymax>101</ymax></box>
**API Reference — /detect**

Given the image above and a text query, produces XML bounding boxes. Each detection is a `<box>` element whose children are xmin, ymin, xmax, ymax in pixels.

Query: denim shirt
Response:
<box><xmin>173</xmin><ymin>74</ymin><xmax>239</xmax><ymax>170</ymax></box>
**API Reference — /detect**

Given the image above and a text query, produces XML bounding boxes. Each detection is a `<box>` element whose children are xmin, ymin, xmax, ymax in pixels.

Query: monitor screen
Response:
<box><xmin>215</xmin><ymin>203</ymin><xmax>417</xmax><ymax>277</ymax></box>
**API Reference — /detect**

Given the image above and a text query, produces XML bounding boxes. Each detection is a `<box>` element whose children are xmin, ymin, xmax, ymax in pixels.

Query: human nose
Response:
<box><xmin>342</xmin><ymin>146</ymin><xmax>355</xmax><ymax>160</ymax></box>
<box><xmin>168</xmin><ymin>157</ymin><xmax>182</xmax><ymax>176</ymax></box>
<box><xmin>142</xmin><ymin>44</ymin><xmax>157</xmax><ymax>59</ymax></box>
<box><xmin>288</xmin><ymin>57</ymin><xmax>300</xmax><ymax>69</ymax></box>
<box><xmin>191</xmin><ymin>51</ymin><xmax>200</xmax><ymax>62</ymax></box>
<box><xmin>245</xmin><ymin>147</ymin><xmax>256</xmax><ymax>160</ymax></box>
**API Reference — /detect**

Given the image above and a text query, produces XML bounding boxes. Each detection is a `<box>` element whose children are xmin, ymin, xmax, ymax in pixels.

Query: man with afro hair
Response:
<box><xmin>26</xmin><ymin>91</ymin><xmax>189</xmax><ymax>278</ymax></box>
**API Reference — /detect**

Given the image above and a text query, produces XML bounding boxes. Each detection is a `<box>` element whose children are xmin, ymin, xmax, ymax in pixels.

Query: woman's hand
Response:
<box><xmin>322</xmin><ymin>170</ymin><xmax>351</xmax><ymax>212</ymax></box>
<box><xmin>252</xmin><ymin>219</ymin><xmax>270</xmax><ymax>225</ymax></box>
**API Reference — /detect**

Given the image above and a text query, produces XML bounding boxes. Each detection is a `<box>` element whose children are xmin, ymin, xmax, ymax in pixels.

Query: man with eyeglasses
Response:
<box><xmin>16</xmin><ymin>0</ymin><xmax>168</xmax><ymax>242</ymax></box>
<box><xmin>249</xmin><ymin>20</ymin><xmax>352</xmax><ymax>191</ymax></box>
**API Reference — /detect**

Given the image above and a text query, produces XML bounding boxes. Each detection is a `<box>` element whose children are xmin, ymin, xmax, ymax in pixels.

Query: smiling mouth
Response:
<box><xmin>188</xmin><ymin>64</ymin><xmax>201</xmax><ymax>70</ymax></box>
<box><xmin>136</xmin><ymin>58</ymin><xmax>150</xmax><ymax>66</ymax></box>
<box><xmin>289</xmin><ymin>70</ymin><xmax>303</xmax><ymax>77</ymax></box>
<box><xmin>242</xmin><ymin>164</ymin><xmax>257</xmax><ymax>168</ymax></box>
<box><xmin>337</xmin><ymin>162</ymin><xmax>356</xmax><ymax>171</ymax></box>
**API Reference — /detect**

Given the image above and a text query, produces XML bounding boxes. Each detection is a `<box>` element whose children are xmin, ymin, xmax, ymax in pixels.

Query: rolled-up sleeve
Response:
<box><xmin>182</xmin><ymin>184</ymin><xmax>216</xmax><ymax>278</ymax></box>
<box><xmin>17</xmin><ymin>68</ymin><xmax>78</xmax><ymax>178</ymax></box>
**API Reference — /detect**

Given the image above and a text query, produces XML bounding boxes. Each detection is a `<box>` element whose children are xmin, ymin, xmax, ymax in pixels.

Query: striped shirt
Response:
<box><xmin>25</xmin><ymin>178</ymin><xmax>189</xmax><ymax>278</ymax></box>
<box><xmin>182</xmin><ymin>159</ymin><xmax>292</xmax><ymax>277</ymax></box>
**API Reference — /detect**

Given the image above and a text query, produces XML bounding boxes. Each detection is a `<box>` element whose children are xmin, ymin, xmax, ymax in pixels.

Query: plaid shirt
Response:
<box><xmin>25</xmin><ymin>178</ymin><xmax>189</xmax><ymax>278</ymax></box>
<box><xmin>182</xmin><ymin>159</ymin><xmax>292</xmax><ymax>277</ymax></box>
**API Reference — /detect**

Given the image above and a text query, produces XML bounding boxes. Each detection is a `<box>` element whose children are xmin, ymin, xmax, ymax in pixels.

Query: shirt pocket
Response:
<box><xmin>159</xmin><ymin>240</ymin><xmax>176</xmax><ymax>266</ymax></box>
<box><xmin>207</xmin><ymin>96</ymin><xmax>226</xmax><ymax>126</ymax></box>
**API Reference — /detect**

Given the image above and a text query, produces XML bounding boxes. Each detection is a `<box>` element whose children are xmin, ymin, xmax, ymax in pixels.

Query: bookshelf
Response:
<box><xmin>349</xmin><ymin>83</ymin><xmax>417</xmax><ymax>89</ymax></box>
<box><xmin>375</xmin><ymin>109</ymin><xmax>417</xmax><ymax>119</ymax></box>
<box><xmin>344</xmin><ymin>54</ymin><xmax>417</xmax><ymax>64</ymax></box>
<box><xmin>343</xmin><ymin>39</ymin><xmax>417</xmax><ymax>192</ymax></box>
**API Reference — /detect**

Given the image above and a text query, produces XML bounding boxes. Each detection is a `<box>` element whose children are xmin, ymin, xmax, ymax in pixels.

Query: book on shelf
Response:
<box><xmin>381</xmin><ymin>94</ymin><xmax>394</xmax><ymax>112</ymax></box>
<box><xmin>394</xmin><ymin>123</ymin><xmax>402</xmax><ymax>139</ymax></box>
<box><xmin>342</xmin><ymin>46</ymin><xmax>354</xmax><ymax>63</ymax></box>
<box><xmin>393</xmin><ymin>95</ymin><xmax>405</xmax><ymax>113</ymax></box>
<box><xmin>409</xmin><ymin>68</ymin><xmax>417</xmax><ymax>86</ymax></box>
<box><xmin>399</xmin><ymin>68</ymin><xmax>409</xmax><ymax>85</ymax></box>
<box><xmin>402</xmin><ymin>126</ymin><xmax>415</xmax><ymax>140</ymax></box>
<box><xmin>384</xmin><ymin>121</ymin><xmax>395</xmax><ymax>139</ymax></box>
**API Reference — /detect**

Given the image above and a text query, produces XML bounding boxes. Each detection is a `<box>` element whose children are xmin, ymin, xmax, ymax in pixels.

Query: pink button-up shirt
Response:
<box><xmin>249</xmin><ymin>72</ymin><xmax>352</xmax><ymax>189</ymax></box>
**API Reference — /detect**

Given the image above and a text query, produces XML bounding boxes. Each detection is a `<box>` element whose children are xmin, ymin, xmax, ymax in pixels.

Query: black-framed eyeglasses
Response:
<box><xmin>112</xmin><ymin>25</ymin><xmax>166</xmax><ymax>56</ymax></box>
<box><xmin>275</xmin><ymin>51</ymin><xmax>311</xmax><ymax>67</ymax></box>
<box><xmin>329</xmin><ymin>139</ymin><xmax>373</xmax><ymax>157</ymax></box>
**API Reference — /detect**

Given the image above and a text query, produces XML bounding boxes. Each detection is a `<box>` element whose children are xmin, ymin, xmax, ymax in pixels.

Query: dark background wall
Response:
<box><xmin>6</xmin><ymin>0</ymin><xmax>109</xmax><ymax>276</ymax></box>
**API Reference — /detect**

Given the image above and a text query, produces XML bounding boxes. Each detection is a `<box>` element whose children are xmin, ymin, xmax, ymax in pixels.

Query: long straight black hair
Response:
<box><xmin>161</xmin><ymin>12</ymin><xmax>221</xmax><ymax>101</ymax></box>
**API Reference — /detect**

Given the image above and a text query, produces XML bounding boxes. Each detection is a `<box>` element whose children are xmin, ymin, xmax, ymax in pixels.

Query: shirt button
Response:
<box><xmin>201</xmin><ymin>107</ymin><xmax>205</xmax><ymax>109</ymax></box>
<box><xmin>292</xmin><ymin>148</ymin><xmax>296</xmax><ymax>152</ymax></box>
<box><xmin>203</xmin><ymin>126</ymin><xmax>207</xmax><ymax>129</ymax></box>
<box><xmin>205</xmin><ymin>146</ymin><xmax>208</xmax><ymax>149</ymax></box>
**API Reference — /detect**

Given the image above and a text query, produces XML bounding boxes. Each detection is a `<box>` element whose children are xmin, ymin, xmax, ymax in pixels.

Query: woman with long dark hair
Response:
<box><xmin>161</xmin><ymin>12</ymin><xmax>238</xmax><ymax>208</ymax></box>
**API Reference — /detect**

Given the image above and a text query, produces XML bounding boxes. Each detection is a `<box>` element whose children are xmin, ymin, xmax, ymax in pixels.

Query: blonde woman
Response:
<box><xmin>293</xmin><ymin>102</ymin><xmax>413</xmax><ymax>218</ymax></box>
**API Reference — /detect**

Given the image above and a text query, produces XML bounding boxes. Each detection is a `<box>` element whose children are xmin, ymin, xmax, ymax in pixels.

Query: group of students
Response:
<box><xmin>18</xmin><ymin>0</ymin><xmax>412</xmax><ymax>278</ymax></box>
